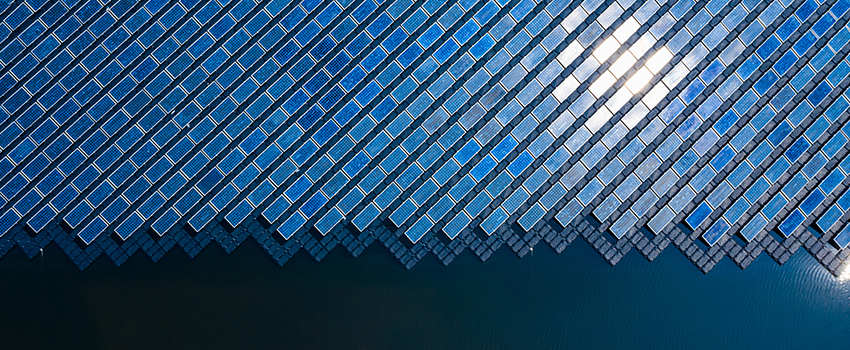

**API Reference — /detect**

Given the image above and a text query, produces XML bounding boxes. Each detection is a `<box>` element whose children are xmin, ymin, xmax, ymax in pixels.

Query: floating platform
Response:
<box><xmin>0</xmin><ymin>0</ymin><xmax>849</xmax><ymax>274</ymax></box>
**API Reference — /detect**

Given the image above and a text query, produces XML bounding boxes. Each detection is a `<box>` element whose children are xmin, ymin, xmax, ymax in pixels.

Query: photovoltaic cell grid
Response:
<box><xmin>0</xmin><ymin>0</ymin><xmax>849</xmax><ymax>273</ymax></box>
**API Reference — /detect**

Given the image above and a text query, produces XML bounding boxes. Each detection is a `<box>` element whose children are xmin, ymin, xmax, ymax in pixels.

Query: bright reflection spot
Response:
<box><xmin>546</xmin><ymin>8</ymin><xmax>689</xmax><ymax>137</ymax></box>
<box><xmin>613</xmin><ymin>17</ymin><xmax>640</xmax><ymax>43</ymax></box>
<box><xmin>606</xmin><ymin>88</ymin><xmax>633</xmax><ymax>112</ymax></box>
<box><xmin>642</xmin><ymin>83</ymin><xmax>670</xmax><ymax>109</ymax></box>
<box><xmin>610</xmin><ymin>51</ymin><xmax>637</xmax><ymax>78</ymax></box>
<box><xmin>628</xmin><ymin>33</ymin><xmax>655</xmax><ymax>59</ymax></box>
<box><xmin>593</xmin><ymin>36</ymin><xmax>621</xmax><ymax>63</ymax></box>
<box><xmin>839</xmin><ymin>263</ymin><xmax>850</xmax><ymax>282</ymax></box>
<box><xmin>589</xmin><ymin>71</ymin><xmax>616</xmax><ymax>97</ymax></box>
<box><xmin>626</xmin><ymin>67</ymin><xmax>653</xmax><ymax>94</ymax></box>
<box><xmin>646</xmin><ymin>47</ymin><xmax>674</xmax><ymax>74</ymax></box>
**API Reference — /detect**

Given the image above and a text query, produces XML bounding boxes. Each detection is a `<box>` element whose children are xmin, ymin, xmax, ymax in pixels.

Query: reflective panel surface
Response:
<box><xmin>0</xmin><ymin>0</ymin><xmax>849</xmax><ymax>273</ymax></box>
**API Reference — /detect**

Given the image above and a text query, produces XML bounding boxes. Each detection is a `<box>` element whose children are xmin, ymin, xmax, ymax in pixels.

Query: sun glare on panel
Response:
<box><xmin>613</xmin><ymin>17</ymin><xmax>640</xmax><ymax>43</ymax></box>
<box><xmin>592</xmin><ymin>36</ymin><xmax>621</xmax><ymax>63</ymax></box>
<box><xmin>626</xmin><ymin>67</ymin><xmax>653</xmax><ymax>94</ymax></box>
<box><xmin>646</xmin><ymin>47</ymin><xmax>674</xmax><ymax>74</ymax></box>
<box><xmin>590</xmin><ymin>71</ymin><xmax>616</xmax><ymax>97</ymax></box>
<box><xmin>610</xmin><ymin>51</ymin><xmax>637</xmax><ymax>78</ymax></box>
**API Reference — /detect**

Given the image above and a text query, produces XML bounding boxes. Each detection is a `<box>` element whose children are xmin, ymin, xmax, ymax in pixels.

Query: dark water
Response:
<box><xmin>1</xmin><ymin>238</ymin><xmax>849</xmax><ymax>349</ymax></box>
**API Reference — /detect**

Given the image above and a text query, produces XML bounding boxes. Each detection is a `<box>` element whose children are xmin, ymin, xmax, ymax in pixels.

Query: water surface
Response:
<box><xmin>1</xmin><ymin>238</ymin><xmax>848</xmax><ymax>349</ymax></box>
